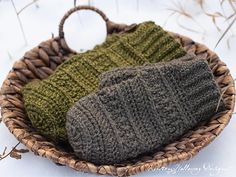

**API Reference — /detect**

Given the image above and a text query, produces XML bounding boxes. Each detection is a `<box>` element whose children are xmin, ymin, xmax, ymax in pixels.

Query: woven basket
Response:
<box><xmin>0</xmin><ymin>6</ymin><xmax>235</xmax><ymax>177</ymax></box>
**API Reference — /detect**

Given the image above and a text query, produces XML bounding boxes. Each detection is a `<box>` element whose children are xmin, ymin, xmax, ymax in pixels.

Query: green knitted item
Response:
<box><xmin>22</xmin><ymin>21</ymin><xmax>186</xmax><ymax>142</ymax></box>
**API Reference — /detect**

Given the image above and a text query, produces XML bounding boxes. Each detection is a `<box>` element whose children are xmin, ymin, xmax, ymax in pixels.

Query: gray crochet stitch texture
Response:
<box><xmin>66</xmin><ymin>54</ymin><xmax>225</xmax><ymax>165</ymax></box>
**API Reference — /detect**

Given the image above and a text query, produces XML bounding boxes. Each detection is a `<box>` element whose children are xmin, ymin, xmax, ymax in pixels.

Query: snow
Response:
<box><xmin>0</xmin><ymin>0</ymin><xmax>235</xmax><ymax>176</ymax></box>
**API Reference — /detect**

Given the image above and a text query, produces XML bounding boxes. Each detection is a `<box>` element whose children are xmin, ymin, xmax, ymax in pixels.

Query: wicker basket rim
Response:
<box><xmin>0</xmin><ymin>5</ymin><xmax>235</xmax><ymax>177</ymax></box>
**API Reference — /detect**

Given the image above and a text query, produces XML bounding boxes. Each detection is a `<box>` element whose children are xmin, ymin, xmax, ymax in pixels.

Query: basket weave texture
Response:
<box><xmin>0</xmin><ymin>5</ymin><xmax>235</xmax><ymax>177</ymax></box>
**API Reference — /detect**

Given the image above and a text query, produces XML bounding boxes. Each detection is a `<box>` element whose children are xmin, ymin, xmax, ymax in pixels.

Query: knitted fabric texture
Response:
<box><xmin>66</xmin><ymin>54</ymin><xmax>225</xmax><ymax>165</ymax></box>
<box><xmin>22</xmin><ymin>21</ymin><xmax>186</xmax><ymax>142</ymax></box>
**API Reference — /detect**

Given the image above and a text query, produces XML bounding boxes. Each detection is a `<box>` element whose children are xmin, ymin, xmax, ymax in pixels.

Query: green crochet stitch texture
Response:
<box><xmin>22</xmin><ymin>21</ymin><xmax>187</xmax><ymax>143</ymax></box>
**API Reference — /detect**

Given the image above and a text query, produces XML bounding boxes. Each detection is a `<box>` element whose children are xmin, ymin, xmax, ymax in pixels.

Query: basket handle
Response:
<box><xmin>58</xmin><ymin>5</ymin><xmax>137</xmax><ymax>52</ymax></box>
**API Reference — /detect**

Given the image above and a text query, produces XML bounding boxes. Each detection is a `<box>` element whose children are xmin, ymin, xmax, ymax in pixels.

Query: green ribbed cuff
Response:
<box><xmin>110</xmin><ymin>21</ymin><xmax>186</xmax><ymax>64</ymax></box>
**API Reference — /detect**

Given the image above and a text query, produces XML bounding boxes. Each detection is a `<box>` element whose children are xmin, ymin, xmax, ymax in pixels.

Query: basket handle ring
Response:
<box><xmin>58</xmin><ymin>5</ymin><xmax>137</xmax><ymax>53</ymax></box>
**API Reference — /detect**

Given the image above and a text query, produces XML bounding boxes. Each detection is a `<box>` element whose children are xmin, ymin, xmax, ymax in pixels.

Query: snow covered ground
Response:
<box><xmin>0</xmin><ymin>0</ymin><xmax>235</xmax><ymax>176</ymax></box>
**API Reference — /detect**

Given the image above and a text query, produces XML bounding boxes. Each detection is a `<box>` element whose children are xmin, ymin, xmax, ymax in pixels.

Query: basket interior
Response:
<box><xmin>0</xmin><ymin>32</ymin><xmax>235</xmax><ymax>176</ymax></box>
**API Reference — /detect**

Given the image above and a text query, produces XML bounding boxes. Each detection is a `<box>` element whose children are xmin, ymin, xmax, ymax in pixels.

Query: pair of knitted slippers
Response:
<box><xmin>23</xmin><ymin>21</ymin><xmax>186</xmax><ymax>142</ymax></box>
<box><xmin>22</xmin><ymin>21</ymin><xmax>225</xmax><ymax>165</ymax></box>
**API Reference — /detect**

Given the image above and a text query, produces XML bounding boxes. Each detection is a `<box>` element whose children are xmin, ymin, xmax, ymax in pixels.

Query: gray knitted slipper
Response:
<box><xmin>66</xmin><ymin>55</ymin><xmax>225</xmax><ymax>165</ymax></box>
